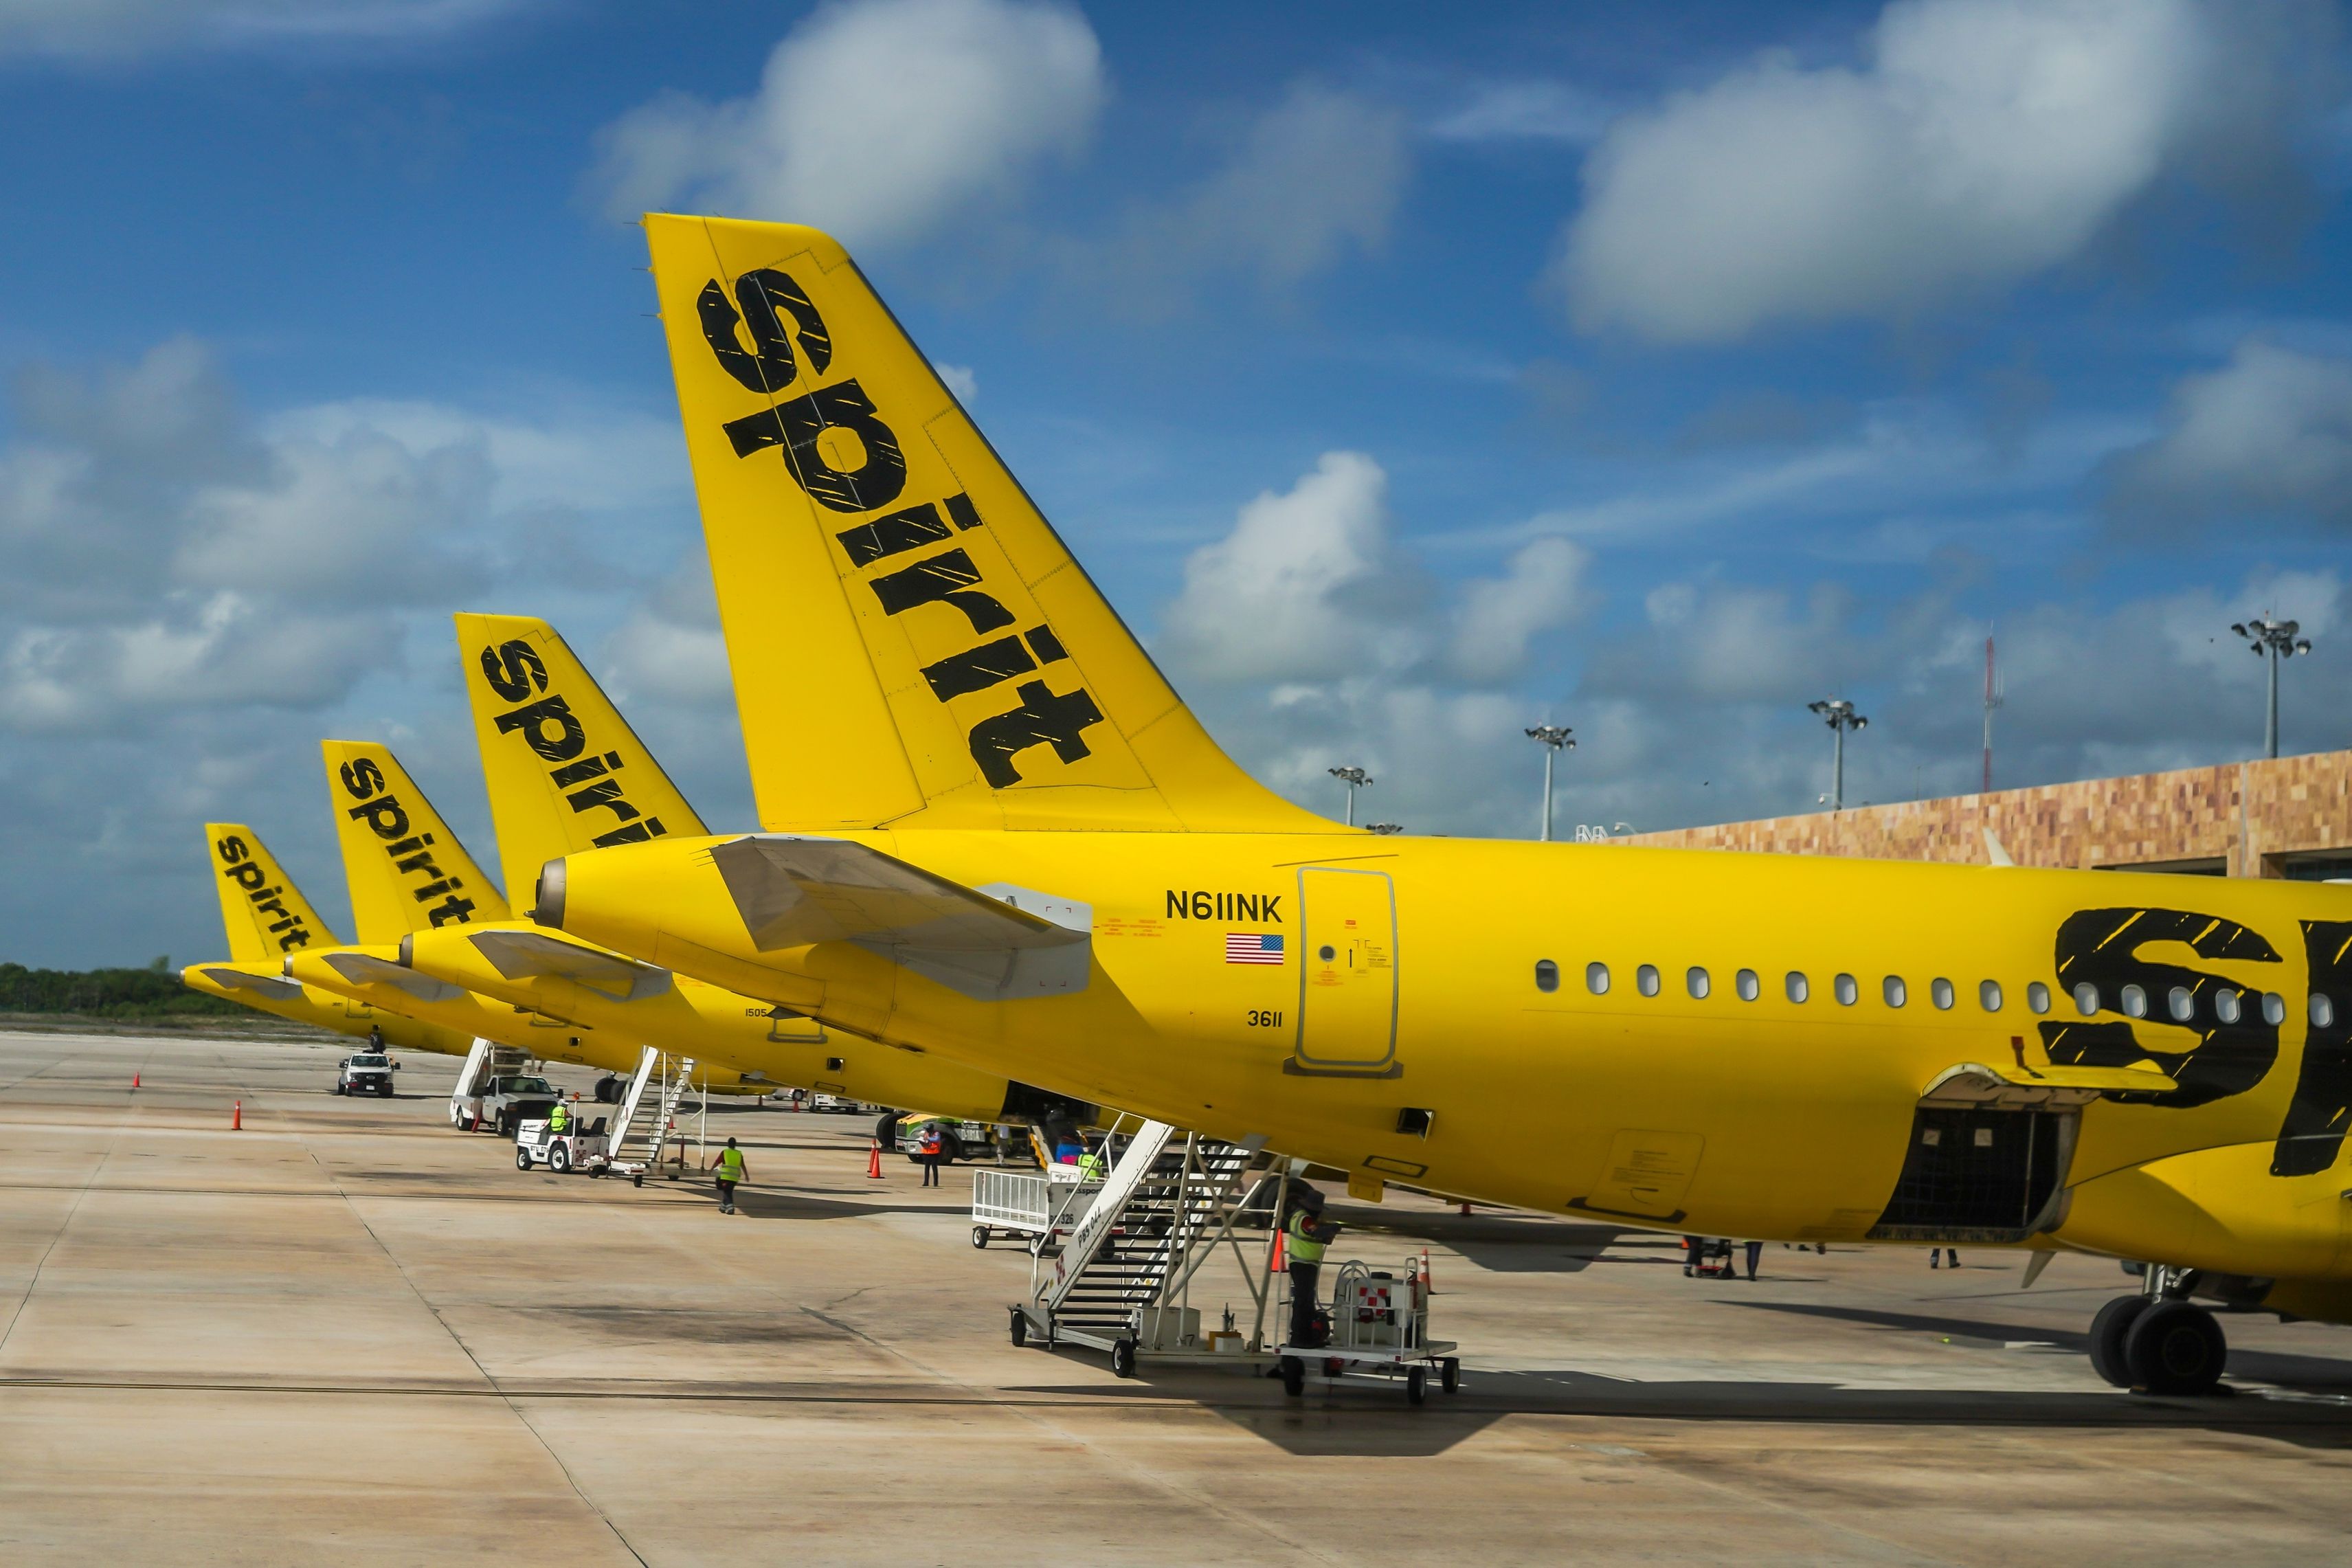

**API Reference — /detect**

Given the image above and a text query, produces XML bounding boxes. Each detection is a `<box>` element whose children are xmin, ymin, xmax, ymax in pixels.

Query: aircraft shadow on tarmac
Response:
<box><xmin>1733</xmin><ymin>1299</ymin><xmax>2352</xmax><ymax>1400</ymax></box>
<box><xmin>1011</xmin><ymin>1355</ymin><xmax>2352</xmax><ymax>1457</ymax></box>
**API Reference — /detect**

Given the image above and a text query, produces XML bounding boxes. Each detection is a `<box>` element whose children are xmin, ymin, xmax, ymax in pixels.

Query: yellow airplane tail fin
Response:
<box><xmin>321</xmin><ymin>741</ymin><xmax>511</xmax><ymax>944</ymax></box>
<box><xmin>644</xmin><ymin>212</ymin><xmax>1339</xmax><ymax>836</ymax></box>
<box><xmin>204</xmin><ymin>822</ymin><xmax>339</xmax><ymax>959</ymax></box>
<box><xmin>456</xmin><ymin>612</ymin><xmax>709</xmax><ymax>903</ymax></box>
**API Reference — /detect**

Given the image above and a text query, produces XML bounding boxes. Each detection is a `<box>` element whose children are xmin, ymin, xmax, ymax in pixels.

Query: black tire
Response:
<box><xmin>1441</xmin><ymin>1358</ymin><xmax>1460</xmax><ymax>1394</ymax></box>
<box><xmin>550</xmin><ymin>1143</ymin><xmax>571</xmax><ymax>1174</ymax></box>
<box><xmin>515</xmin><ymin>1148</ymin><xmax>533</xmax><ymax>1171</ymax></box>
<box><xmin>972</xmin><ymin>1226</ymin><xmax>989</xmax><ymax>1249</ymax></box>
<box><xmin>1009</xmin><ymin>1309</ymin><xmax>1028</xmax><ymax>1347</ymax></box>
<box><xmin>1279</xmin><ymin>1356</ymin><xmax>1305</xmax><ymax>1397</ymax></box>
<box><xmin>2125</xmin><ymin>1300</ymin><xmax>2227</xmax><ymax>1395</ymax></box>
<box><xmin>2088</xmin><ymin>1295</ymin><xmax>2151</xmax><ymax>1387</ymax></box>
<box><xmin>1029</xmin><ymin>1232</ymin><xmax>1051</xmax><ymax>1257</ymax></box>
<box><xmin>631</xmin><ymin>1172</ymin><xmax>644</xmax><ymax>1188</ymax></box>
<box><xmin>332</xmin><ymin>1083</ymin><xmax>344</xmax><ymax>1096</ymax></box>
<box><xmin>594</xmin><ymin>1076</ymin><xmax>619</xmax><ymax>1104</ymax></box>
<box><xmin>1407</xmin><ymin>1366</ymin><xmax>1426</xmax><ymax>1405</ymax></box>
<box><xmin>1112</xmin><ymin>1338</ymin><xmax>1137</xmax><ymax>1378</ymax></box>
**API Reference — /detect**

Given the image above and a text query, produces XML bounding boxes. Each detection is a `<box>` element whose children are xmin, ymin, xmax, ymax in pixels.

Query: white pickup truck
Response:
<box><xmin>334</xmin><ymin>1053</ymin><xmax>397</xmax><ymax>1097</ymax></box>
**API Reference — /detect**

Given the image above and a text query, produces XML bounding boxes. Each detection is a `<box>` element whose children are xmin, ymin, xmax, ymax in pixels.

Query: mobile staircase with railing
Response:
<box><xmin>1009</xmin><ymin>1115</ymin><xmax>1275</xmax><ymax>1376</ymax></box>
<box><xmin>605</xmin><ymin>1046</ymin><xmax>698</xmax><ymax>1186</ymax></box>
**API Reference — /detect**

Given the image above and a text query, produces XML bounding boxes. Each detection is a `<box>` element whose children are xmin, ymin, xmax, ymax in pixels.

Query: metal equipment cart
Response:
<box><xmin>972</xmin><ymin>1163</ymin><xmax>1100</xmax><ymax>1252</ymax></box>
<box><xmin>1272</xmin><ymin>1257</ymin><xmax>1460</xmax><ymax>1405</ymax></box>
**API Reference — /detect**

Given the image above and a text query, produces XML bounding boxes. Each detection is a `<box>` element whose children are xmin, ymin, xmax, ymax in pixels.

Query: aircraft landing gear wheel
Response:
<box><xmin>2125</xmin><ymin>1299</ymin><xmax>2227</xmax><ymax>1395</ymax></box>
<box><xmin>515</xmin><ymin>1148</ymin><xmax>533</xmax><ymax>1171</ymax></box>
<box><xmin>1407</xmin><ymin>1366</ymin><xmax>1426</xmax><ymax>1405</ymax></box>
<box><xmin>1111</xmin><ymin>1339</ymin><xmax>1137</xmax><ymax>1378</ymax></box>
<box><xmin>1441</xmin><ymin>1358</ymin><xmax>1460</xmax><ymax>1394</ymax></box>
<box><xmin>550</xmin><ymin>1143</ymin><xmax>571</xmax><ymax>1174</ymax></box>
<box><xmin>1009</xmin><ymin>1309</ymin><xmax>1028</xmax><ymax>1347</ymax></box>
<box><xmin>2088</xmin><ymin>1296</ymin><xmax>2151</xmax><ymax>1387</ymax></box>
<box><xmin>1279</xmin><ymin>1356</ymin><xmax>1305</xmax><ymax>1397</ymax></box>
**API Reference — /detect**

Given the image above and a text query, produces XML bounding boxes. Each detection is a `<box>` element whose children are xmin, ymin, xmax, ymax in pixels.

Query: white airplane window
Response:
<box><xmin>1978</xmin><ymin>979</ymin><xmax>2002</xmax><ymax>1011</ymax></box>
<box><xmin>1637</xmin><ymin>963</ymin><xmax>1661</xmax><ymax>997</ymax></box>
<box><xmin>1586</xmin><ymin>961</ymin><xmax>1609</xmax><ymax>995</ymax></box>
<box><xmin>1835</xmin><ymin>973</ymin><xmax>1858</xmax><ymax>1006</ymax></box>
<box><xmin>2167</xmin><ymin>986</ymin><xmax>2194</xmax><ymax>1022</ymax></box>
<box><xmin>1931</xmin><ymin>978</ymin><xmax>1954</xmax><ymax>1010</ymax></box>
<box><xmin>2215</xmin><ymin>988</ymin><xmax>2241</xmax><ymax>1025</ymax></box>
<box><xmin>2072</xmin><ymin>982</ymin><xmax>2099</xmax><ymax>1016</ymax></box>
<box><xmin>2312</xmin><ymin>993</ymin><xmax>2336</xmax><ymax>1030</ymax></box>
<box><xmin>1736</xmin><ymin>968</ymin><xmax>1760</xmax><ymax>1001</ymax></box>
<box><xmin>2028</xmin><ymin>981</ymin><xmax>2051</xmax><ymax>1013</ymax></box>
<box><xmin>2263</xmin><ymin>992</ymin><xmax>2286</xmax><ymax>1027</ymax></box>
<box><xmin>1785</xmin><ymin>971</ymin><xmax>1809</xmax><ymax>1003</ymax></box>
<box><xmin>1687</xmin><ymin>966</ymin><xmax>1711</xmax><ymax>999</ymax></box>
<box><xmin>1883</xmin><ymin>975</ymin><xmax>1907</xmax><ymax>1008</ymax></box>
<box><xmin>1534</xmin><ymin>959</ymin><xmax>1558</xmax><ymax>994</ymax></box>
<box><xmin>2121</xmin><ymin>984</ymin><xmax>2147</xmax><ymax>1019</ymax></box>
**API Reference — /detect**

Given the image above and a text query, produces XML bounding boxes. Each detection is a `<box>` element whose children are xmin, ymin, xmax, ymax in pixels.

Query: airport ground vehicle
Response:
<box><xmin>898</xmin><ymin>1113</ymin><xmax>991</xmax><ymax>1164</ymax></box>
<box><xmin>515</xmin><ymin>1113</ymin><xmax>610</xmax><ymax>1174</ymax></box>
<box><xmin>811</xmin><ymin>1093</ymin><xmax>864</xmax><ymax>1112</ymax></box>
<box><xmin>533</xmin><ymin>214</ymin><xmax>2352</xmax><ymax>1396</ymax></box>
<box><xmin>1275</xmin><ymin>1259</ymin><xmax>1459</xmax><ymax>1406</ymax></box>
<box><xmin>334</xmin><ymin>1053</ymin><xmax>397</xmax><ymax>1097</ymax></box>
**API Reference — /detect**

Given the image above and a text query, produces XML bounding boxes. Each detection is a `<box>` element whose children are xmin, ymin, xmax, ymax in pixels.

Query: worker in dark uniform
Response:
<box><xmin>1284</xmin><ymin>1189</ymin><xmax>1341</xmax><ymax>1349</ymax></box>
<box><xmin>713</xmin><ymin>1136</ymin><xmax>747</xmax><ymax>1213</ymax></box>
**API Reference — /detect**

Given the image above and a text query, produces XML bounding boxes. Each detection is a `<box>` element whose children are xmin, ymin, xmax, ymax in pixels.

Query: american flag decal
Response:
<box><xmin>1225</xmin><ymin>932</ymin><xmax>1285</xmax><ymax>965</ymax></box>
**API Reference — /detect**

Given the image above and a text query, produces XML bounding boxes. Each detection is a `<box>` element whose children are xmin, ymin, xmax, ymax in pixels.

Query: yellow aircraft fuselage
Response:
<box><xmin>181</xmin><ymin>961</ymin><xmax>475</xmax><ymax>1057</ymax></box>
<box><xmin>548</xmin><ymin>827</ymin><xmax>2352</xmax><ymax>1301</ymax></box>
<box><xmin>401</xmin><ymin>921</ymin><xmax>1028</xmax><ymax>1120</ymax></box>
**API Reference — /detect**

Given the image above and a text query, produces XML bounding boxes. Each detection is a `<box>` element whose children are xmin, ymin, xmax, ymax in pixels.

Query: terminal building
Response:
<box><xmin>1621</xmin><ymin>748</ymin><xmax>2352</xmax><ymax>881</ymax></box>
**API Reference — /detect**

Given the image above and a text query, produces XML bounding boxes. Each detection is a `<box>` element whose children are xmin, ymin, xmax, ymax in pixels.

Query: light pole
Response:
<box><xmin>2231</xmin><ymin>615</ymin><xmax>2311</xmax><ymax>760</ymax></box>
<box><xmin>1328</xmin><ymin>765</ymin><xmax>1372</xmax><ymax>827</ymax></box>
<box><xmin>1807</xmin><ymin>697</ymin><xmax>1868</xmax><ymax>811</ymax></box>
<box><xmin>1524</xmin><ymin>725</ymin><xmax>1575</xmax><ymax>842</ymax></box>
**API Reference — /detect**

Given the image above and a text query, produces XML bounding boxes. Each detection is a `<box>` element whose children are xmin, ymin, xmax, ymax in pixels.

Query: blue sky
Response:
<box><xmin>3</xmin><ymin>0</ymin><xmax>2351</xmax><ymax>966</ymax></box>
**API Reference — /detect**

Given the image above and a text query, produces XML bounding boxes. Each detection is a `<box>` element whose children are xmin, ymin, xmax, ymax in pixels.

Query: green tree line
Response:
<box><xmin>0</xmin><ymin>959</ymin><xmax>245</xmax><ymax>1018</ymax></box>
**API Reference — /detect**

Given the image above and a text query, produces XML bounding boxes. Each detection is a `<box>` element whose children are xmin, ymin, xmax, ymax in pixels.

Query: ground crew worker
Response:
<box><xmin>713</xmin><ymin>1136</ymin><xmax>747</xmax><ymax>1213</ymax></box>
<box><xmin>1285</xmin><ymin>1190</ymin><xmax>1340</xmax><ymax>1349</ymax></box>
<box><xmin>917</xmin><ymin>1121</ymin><xmax>945</xmax><ymax>1187</ymax></box>
<box><xmin>1076</xmin><ymin>1141</ymin><xmax>1106</xmax><ymax>1183</ymax></box>
<box><xmin>547</xmin><ymin>1098</ymin><xmax>571</xmax><ymax>1138</ymax></box>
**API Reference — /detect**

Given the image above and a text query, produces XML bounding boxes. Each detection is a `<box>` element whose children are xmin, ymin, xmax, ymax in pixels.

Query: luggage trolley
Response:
<box><xmin>971</xmin><ymin>1163</ymin><xmax>1101</xmax><ymax>1253</ymax></box>
<box><xmin>1274</xmin><ymin>1256</ymin><xmax>1461</xmax><ymax>1405</ymax></box>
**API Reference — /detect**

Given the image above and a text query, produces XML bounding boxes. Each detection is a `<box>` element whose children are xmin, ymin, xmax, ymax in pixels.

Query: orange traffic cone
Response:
<box><xmin>232</xmin><ymin>1100</ymin><xmax>243</xmax><ymax>1130</ymax></box>
<box><xmin>131</xmin><ymin>1073</ymin><xmax>139</xmax><ymax>1090</ymax></box>
<box><xmin>867</xmin><ymin>1140</ymin><xmax>884</xmax><ymax>1179</ymax></box>
<box><xmin>1270</xmin><ymin>1228</ymin><xmax>1286</xmax><ymax>1273</ymax></box>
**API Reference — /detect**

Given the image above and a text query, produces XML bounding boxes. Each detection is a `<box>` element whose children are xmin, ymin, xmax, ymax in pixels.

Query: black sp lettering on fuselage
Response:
<box><xmin>699</xmin><ymin>267</ymin><xmax>1106</xmax><ymax>787</ymax></box>
<box><xmin>2041</xmin><ymin>906</ymin><xmax>2283</xmax><ymax>1109</ymax></box>
<box><xmin>478</xmin><ymin>640</ymin><xmax>670</xmax><ymax>849</ymax></box>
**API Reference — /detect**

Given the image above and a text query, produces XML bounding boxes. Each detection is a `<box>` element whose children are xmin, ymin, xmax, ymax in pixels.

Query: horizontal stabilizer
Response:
<box><xmin>459</xmin><ymin>929</ymin><xmax>674</xmax><ymax>1002</ymax></box>
<box><xmin>196</xmin><ymin>965</ymin><xmax>305</xmax><ymax>1002</ymax></box>
<box><xmin>710</xmin><ymin>835</ymin><xmax>1090</xmax><ymax>1002</ymax></box>
<box><xmin>315</xmin><ymin>950</ymin><xmax>466</xmax><ymax>1005</ymax></box>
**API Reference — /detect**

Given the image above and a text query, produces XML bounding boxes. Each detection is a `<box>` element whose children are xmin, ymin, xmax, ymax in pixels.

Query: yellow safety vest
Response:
<box><xmin>1077</xmin><ymin>1151</ymin><xmax>1106</xmax><ymax>1182</ymax></box>
<box><xmin>548</xmin><ymin>1104</ymin><xmax>570</xmax><ymax>1132</ymax></box>
<box><xmin>717</xmin><ymin>1147</ymin><xmax>746</xmax><ymax>1181</ymax></box>
<box><xmin>1286</xmin><ymin>1211</ymin><xmax>1326</xmax><ymax>1264</ymax></box>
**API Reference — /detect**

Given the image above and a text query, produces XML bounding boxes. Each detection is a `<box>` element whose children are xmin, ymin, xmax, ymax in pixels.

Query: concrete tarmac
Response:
<box><xmin>1</xmin><ymin>1028</ymin><xmax>2348</xmax><ymax>1565</ymax></box>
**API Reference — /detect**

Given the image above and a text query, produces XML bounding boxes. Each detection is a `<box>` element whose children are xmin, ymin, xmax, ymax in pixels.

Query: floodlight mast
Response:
<box><xmin>1807</xmin><ymin>696</ymin><xmax>1868</xmax><ymax>811</ymax></box>
<box><xmin>2231</xmin><ymin>614</ymin><xmax>2312</xmax><ymax>760</ymax></box>
<box><xmin>1525</xmin><ymin>725</ymin><xmax>1575</xmax><ymax>842</ymax></box>
<box><xmin>1327</xmin><ymin>765</ymin><xmax>1372</xmax><ymax>827</ymax></box>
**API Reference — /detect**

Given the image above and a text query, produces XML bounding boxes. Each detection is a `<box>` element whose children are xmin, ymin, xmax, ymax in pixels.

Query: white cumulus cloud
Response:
<box><xmin>2102</xmin><ymin>340</ymin><xmax>2352</xmax><ymax>535</ymax></box>
<box><xmin>588</xmin><ymin>0</ymin><xmax>1106</xmax><ymax>246</ymax></box>
<box><xmin>1557</xmin><ymin>0</ymin><xmax>2307</xmax><ymax>341</ymax></box>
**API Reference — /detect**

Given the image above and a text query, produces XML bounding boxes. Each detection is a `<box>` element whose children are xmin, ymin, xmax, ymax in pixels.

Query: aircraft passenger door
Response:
<box><xmin>1291</xmin><ymin>867</ymin><xmax>1400</xmax><ymax>1078</ymax></box>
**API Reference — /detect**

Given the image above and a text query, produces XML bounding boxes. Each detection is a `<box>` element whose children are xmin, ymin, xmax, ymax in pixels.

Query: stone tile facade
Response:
<box><xmin>1618</xmin><ymin>750</ymin><xmax>2352</xmax><ymax>877</ymax></box>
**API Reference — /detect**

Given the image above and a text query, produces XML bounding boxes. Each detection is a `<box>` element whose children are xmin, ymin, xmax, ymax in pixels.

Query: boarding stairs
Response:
<box><xmin>1024</xmin><ymin>1117</ymin><xmax>1269</xmax><ymax>1350</ymax></box>
<box><xmin>607</xmin><ymin>1046</ymin><xmax>697</xmax><ymax>1177</ymax></box>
